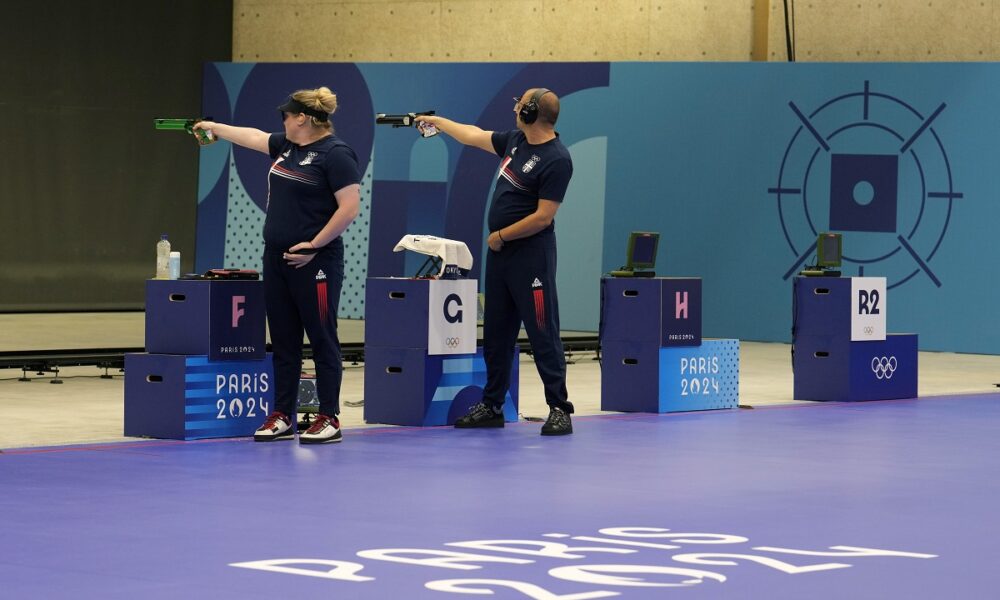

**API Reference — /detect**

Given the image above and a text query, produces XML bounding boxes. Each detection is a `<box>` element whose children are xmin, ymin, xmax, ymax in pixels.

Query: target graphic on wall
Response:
<box><xmin>769</xmin><ymin>80</ymin><xmax>962</xmax><ymax>289</ymax></box>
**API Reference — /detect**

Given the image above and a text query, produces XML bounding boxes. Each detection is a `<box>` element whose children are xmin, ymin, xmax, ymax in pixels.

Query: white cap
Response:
<box><xmin>169</xmin><ymin>251</ymin><xmax>180</xmax><ymax>258</ymax></box>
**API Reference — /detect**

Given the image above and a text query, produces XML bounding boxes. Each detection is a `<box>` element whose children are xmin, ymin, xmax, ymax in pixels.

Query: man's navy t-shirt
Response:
<box><xmin>489</xmin><ymin>130</ymin><xmax>573</xmax><ymax>240</ymax></box>
<box><xmin>264</xmin><ymin>133</ymin><xmax>360</xmax><ymax>251</ymax></box>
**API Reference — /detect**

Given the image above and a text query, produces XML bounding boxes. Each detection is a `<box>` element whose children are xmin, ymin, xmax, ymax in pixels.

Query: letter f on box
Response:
<box><xmin>675</xmin><ymin>291</ymin><xmax>689</xmax><ymax>320</ymax></box>
<box><xmin>232</xmin><ymin>296</ymin><xmax>246</xmax><ymax>327</ymax></box>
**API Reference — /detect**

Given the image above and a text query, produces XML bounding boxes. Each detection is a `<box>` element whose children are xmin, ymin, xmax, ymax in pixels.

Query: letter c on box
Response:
<box><xmin>444</xmin><ymin>294</ymin><xmax>463</xmax><ymax>324</ymax></box>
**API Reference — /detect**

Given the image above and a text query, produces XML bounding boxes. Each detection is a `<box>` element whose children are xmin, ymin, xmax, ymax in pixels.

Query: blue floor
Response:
<box><xmin>2</xmin><ymin>394</ymin><xmax>998</xmax><ymax>599</ymax></box>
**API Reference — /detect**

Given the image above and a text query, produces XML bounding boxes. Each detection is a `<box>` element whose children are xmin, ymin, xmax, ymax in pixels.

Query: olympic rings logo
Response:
<box><xmin>863</xmin><ymin>326</ymin><xmax>874</xmax><ymax>335</ymax></box>
<box><xmin>445</xmin><ymin>337</ymin><xmax>461</xmax><ymax>348</ymax></box>
<box><xmin>871</xmin><ymin>355</ymin><xmax>898</xmax><ymax>380</ymax></box>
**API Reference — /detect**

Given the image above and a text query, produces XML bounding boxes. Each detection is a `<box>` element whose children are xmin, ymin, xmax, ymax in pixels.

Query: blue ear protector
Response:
<box><xmin>519</xmin><ymin>88</ymin><xmax>551</xmax><ymax>125</ymax></box>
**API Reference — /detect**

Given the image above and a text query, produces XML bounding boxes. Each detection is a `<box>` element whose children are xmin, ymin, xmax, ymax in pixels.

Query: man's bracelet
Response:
<box><xmin>497</xmin><ymin>230</ymin><xmax>505</xmax><ymax>242</ymax></box>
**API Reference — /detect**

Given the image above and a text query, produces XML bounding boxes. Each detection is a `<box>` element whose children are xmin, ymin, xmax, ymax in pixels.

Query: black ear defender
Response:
<box><xmin>519</xmin><ymin>88</ymin><xmax>551</xmax><ymax>125</ymax></box>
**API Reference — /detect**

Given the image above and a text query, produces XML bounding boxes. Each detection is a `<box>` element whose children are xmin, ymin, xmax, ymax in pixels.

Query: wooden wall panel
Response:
<box><xmin>542</xmin><ymin>0</ymin><xmax>651</xmax><ymax>61</ymax></box>
<box><xmin>867</xmin><ymin>0</ymin><xmax>993</xmax><ymax>60</ymax></box>
<box><xmin>794</xmin><ymin>2</ymin><xmax>871</xmax><ymax>61</ymax></box>
<box><xmin>767</xmin><ymin>0</ymin><xmax>1000</xmax><ymax>62</ymax></box>
<box><xmin>439</xmin><ymin>2</ymin><xmax>546</xmax><ymax>61</ymax></box>
<box><xmin>235</xmin><ymin>0</ymin><xmax>755</xmax><ymax>62</ymax></box>
<box><xmin>650</xmin><ymin>1</ymin><xmax>755</xmax><ymax>61</ymax></box>
<box><xmin>233</xmin><ymin>0</ymin><xmax>1000</xmax><ymax>63</ymax></box>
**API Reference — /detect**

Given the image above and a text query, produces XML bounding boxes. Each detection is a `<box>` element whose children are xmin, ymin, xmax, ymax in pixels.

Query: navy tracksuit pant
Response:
<box><xmin>482</xmin><ymin>236</ymin><xmax>573</xmax><ymax>413</ymax></box>
<box><xmin>262</xmin><ymin>242</ymin><xmax>344</xmax><ymax>418</ymax></box>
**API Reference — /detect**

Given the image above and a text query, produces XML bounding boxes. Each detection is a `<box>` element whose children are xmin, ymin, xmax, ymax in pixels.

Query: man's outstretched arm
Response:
<box><xmin>415</xmin><ymin>115</ymin><xmax>495</xmax><ymax>153</ymax></box>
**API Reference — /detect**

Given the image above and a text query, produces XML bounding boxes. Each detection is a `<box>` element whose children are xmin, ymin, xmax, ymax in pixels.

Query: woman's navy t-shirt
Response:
<box><xmin>489</xmin><ymin>130</ymin><xmax>573</xmax><ymax>239</ymax></box>
<box><xmin>264</xmin><ymin>132</ymin><xmax>360</xmax><ymax>251</ymax></box>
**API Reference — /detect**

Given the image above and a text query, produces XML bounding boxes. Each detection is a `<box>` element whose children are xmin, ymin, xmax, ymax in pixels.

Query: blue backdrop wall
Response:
<box><xmin>197</xmin><ymin>62</ymin><xmax>996</xmax><ymax>354</ymax></box>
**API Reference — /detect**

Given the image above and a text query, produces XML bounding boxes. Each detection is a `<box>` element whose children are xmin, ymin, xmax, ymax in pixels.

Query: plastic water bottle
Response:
<box><xmin>156</xmin><ymin>234</ymin><xmax>171</xmax><ymax>279</ymax></box>
<box><xmin>168</xmin><ymin>251</ymin><xmax>181</xmax><ymax>280</ymax></box>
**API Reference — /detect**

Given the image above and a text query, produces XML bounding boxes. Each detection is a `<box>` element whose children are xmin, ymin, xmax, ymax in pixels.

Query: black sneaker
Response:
<box><xmin>254</xmin><ymin>411</ymin><xmax>294</xmax><ymax>442</ymax></box>
<box><xmin>541</xmin><ymin>407</ymin><xmax>572</xmax><ymax>436</ymax></box>
<box><xmin>454</xmin><ymin>402</ymin><xmax>505</xmax><ymax>428</ymax></box>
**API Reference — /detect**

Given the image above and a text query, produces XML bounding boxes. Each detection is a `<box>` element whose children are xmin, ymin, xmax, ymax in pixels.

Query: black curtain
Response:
<box><xmin>0</xmin><ymin>0</ymin><xmax>233</xmax><ymax>311</ymax></box>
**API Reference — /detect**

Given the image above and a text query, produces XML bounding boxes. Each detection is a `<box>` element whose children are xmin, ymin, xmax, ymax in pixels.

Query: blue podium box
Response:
<box><xmin>145</xmin><ymin>279</ymin><xmax>265</xmax><ymax>361</ymax></box>
<box><xmin>601</xmin><ymin>339</ymin><xmax>739</xmax><ymax>413</ymax></box>
<box><xmin>601</xmin><ymin>277</ymin><xmax>702</xmax><ymax>347</ymax></box>
<box><xmin>793</xmin><ymin>276</ymin><xmax>886</xmax><ymax>342</ymax></box>
<box><xmin>793</xmin><ymin>334</ymin><xmax>917</xmax><ymax>402</ymax></box>
<box><xmin>793</xmin><ymin>277</ymin><xmax>853</xmax><ymax>337</ymax></box>
<box><xmin>364</xmin><ymin>347</ymin><xmax>519</xmax><ymax>426</ymax></box>
<box><xmin>365</xmin><ymin>278</ymin><xmax>431</xmax><ymax>350</ymax></box>
<box><xmin>365</xmin><ymin>277</ymin><xmax>478</xmax><ymax>355</ymax></box>
<box><xmin>124</xmin><ymin>353</ymin><xmax>274</xmax><ymax>440</ymax></box>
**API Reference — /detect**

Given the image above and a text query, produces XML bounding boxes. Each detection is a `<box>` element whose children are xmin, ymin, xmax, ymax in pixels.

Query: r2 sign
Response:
<box><xmin>851</xmin><ymin>277</ymin><xmax>886</xmax><ymax>341</ymax></box>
